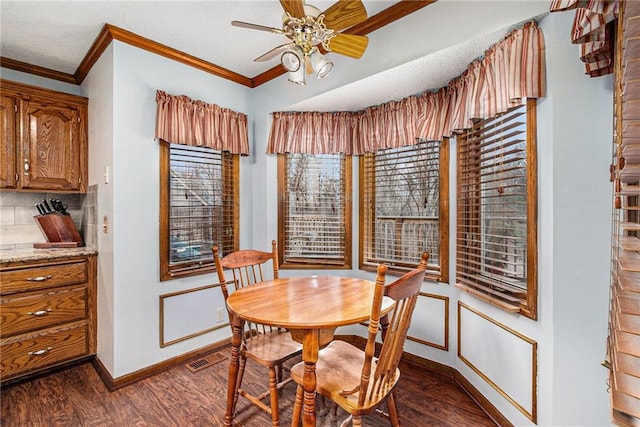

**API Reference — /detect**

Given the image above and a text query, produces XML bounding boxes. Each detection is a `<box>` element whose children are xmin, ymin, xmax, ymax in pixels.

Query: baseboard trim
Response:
<box><xmin>453</xmin><ymin>371</ymin><xmax>513</xmax><ymax>427</ymax></box>
<box><xmin>92</xmin><ymin>337</ymin><xmax>231</xmax><ymax>391</ymax></box>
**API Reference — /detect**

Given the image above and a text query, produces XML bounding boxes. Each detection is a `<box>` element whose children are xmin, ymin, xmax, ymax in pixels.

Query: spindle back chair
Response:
<box><xmin>213</xmin><ymin>240</ymin><xmax>302</xmax><ymax>426</ymax></box>
<box><xmin>290</xmin><ymin>252</ymin><xmax>429</xmax><ymax>426</ymax></box>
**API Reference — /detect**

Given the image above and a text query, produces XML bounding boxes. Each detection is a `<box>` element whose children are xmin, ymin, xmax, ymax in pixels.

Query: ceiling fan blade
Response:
<box><xmin>322</xmin><ymin>0</ymin><xmax>368</xmax><ymax>32</ymax></box>
<box><xmin>326</xmin><ymin>33</ymin><xmax>368</xmax><ymax>59</ymax></box>
<box><xmin>280</xmin><ymin>0</ymin><xmax>306</xmax><ymax>19</ymax></box>
<box><xmin>254</xmin><ymin>43</ymin><xmax>295</xmax><ymax>62</ymax></box>
<box><xmin>231</xmin><ymin>20</ymin><xmax>283</xmax><ymax>34</ymax></box>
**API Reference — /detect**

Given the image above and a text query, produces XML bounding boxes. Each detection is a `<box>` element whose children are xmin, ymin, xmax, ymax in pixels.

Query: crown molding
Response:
<box><xmin>76</xmin><ymin>24</ymin><xmax>253</xmax><ymax>87</ymax></box>
<box><xmin>0</xmin><ymin>57</ymin><xmax>77</xmax><ymax>84</ymax></box>
<box><xmin>1</xmin><ymin>1</ymin><xmax>436</xmax><ymax>88</ymax></box>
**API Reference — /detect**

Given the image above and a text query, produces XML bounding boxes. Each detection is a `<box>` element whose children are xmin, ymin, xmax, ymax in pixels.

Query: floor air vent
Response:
<box><xmin>186</xmin><ymin>352</ymin><xmax>226</xmax><ymax>373</ymax></box>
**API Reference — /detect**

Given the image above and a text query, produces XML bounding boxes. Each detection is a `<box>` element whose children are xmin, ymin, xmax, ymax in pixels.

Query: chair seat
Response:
<box><xmin>243</xmin><ymin>330</ymin><xmax>302</xmax><ymax>367</ymax></box>
<box><xmin>290</xmin><ymin>340</ymin><xmax>400</xmax><ymax>415</ymax></box>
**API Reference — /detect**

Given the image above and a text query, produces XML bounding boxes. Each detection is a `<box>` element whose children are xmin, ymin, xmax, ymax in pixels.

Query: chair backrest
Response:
<box><xmin>212</xmin><ymin>240</ymin><xmax>279</xmax><ymax>336</ymax></box>
<box><xmin>355</xmin><ymin>252</ymin><xmax>429</xmax><ymax>407</ymax></box>
<box><xmin>213</xmin><ymin>240</ymin><xmax>279</xmax><ymax>298</ymax></box>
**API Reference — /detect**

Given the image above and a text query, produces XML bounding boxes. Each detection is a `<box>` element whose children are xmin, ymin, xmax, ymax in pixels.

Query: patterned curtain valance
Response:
<box><xmin>155</xmin><ymin>90</ymin><xmax>249</xmax><ymax>155</ymax></box>
<box><xmin>267</xmin><ymin>21</ymin><xmax>545</xmax><ymax>154</ymax></box>
<box><xmin>549</xmin><ymin>0</ymin><xmax>619</xmax><ymax>77</ymax></box>
<box><xmin>267</xmin><ymin>111</ymin><xmax>356</xmax><ymax>154</ymax></box>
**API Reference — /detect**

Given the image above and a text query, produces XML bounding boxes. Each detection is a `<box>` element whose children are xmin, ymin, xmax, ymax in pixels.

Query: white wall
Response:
<box><xmin>82</xmin><ymin>41</ymin><xmax>255</xmax><ymax>377</ymax></box>
<box><xmin>82</xmin><ymin>43</ymin><xmax>116</xmax><ymax>373</ymax></box>
<box><xmin>544</xmin><ymin>12</ymin><xmax>612</xmax><ymax>426</ymax></box>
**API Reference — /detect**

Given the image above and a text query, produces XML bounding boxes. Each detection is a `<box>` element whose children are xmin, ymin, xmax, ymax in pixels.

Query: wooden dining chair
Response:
<box><xmin>212</xmin><ymin>240</ymin><xmax>302</xmax><ymax>426</ymax></box>
<box><xmin>290</xmin><ymin>252</ymin><xmax>429</xmax><ymax>426</ymax></box>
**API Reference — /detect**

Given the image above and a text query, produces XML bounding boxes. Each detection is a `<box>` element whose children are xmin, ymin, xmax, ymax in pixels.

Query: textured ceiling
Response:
<box><xmin>0</xmin><ymin>1</ymin><xmax>395</xmax><ymax>78</ymax></box>
<box><xmin>0</xmin><ymin>1</ymin><xmax>550</xmax><ymax>112</ymax></box>
<box><xmin>286</xmin><ymin>21</ymin><xmax>538</xmax><ymax>112</ymax></box>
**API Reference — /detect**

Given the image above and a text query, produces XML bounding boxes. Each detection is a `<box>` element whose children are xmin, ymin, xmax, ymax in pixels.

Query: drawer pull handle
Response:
<box><xmin>26</xmin><ymin>275</ymin><xmax>53</xmax><ymax>282</ymax></box>
<box><xmin>28</xmin><ymin>347</ymin><xmax>52</xmax><ymax>356</ymax></box>
<box><xmin>27</xmin><ymin>309</ymin><xmax>51</xmax><ymax>317</ymax></box>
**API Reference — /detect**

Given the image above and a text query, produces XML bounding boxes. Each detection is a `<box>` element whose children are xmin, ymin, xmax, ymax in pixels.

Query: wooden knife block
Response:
<box><xmin>33</xmin><ymin>214</ymin><xmax>84</xmax><ymax>248</ymax></box>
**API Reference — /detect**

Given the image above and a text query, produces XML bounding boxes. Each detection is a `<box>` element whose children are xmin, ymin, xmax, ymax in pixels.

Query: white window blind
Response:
<box><xmin>279</xmin><ymin>153</ymin><xmax>351</xmax><ymax>268</ymax></box>
<box><xmin>456</xmin><ymin>100</ymin><xmax>537</xmax><ymax>318</ymax></box>
<box><xmin>360</xmin><ymin>141</ymin><xmax>446</xmax><ymax>278</ymax></box>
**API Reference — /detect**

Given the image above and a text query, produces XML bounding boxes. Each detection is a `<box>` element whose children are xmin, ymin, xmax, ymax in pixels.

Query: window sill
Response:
<box><xmin>161</xmin><ymin>263</ymin><xmax>215</xmax><ymax>281</ymax></box>
<box><xmin>455</xmin><ymin>282</ymin><xmax>521</xmax><ymax>313</ymax></box>
<box><xmin>279</xmin><ymin>263</ymin><xmax>352</xmax><ymax>270</ymax></box>
<box><xmin>360</xmin><ymin>263</ymin><xmax>442</xmax><ymax>282</ymax></box>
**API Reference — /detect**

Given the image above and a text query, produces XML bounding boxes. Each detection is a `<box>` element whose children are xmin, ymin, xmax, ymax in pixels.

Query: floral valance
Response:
<box><xmin>267</xmin><ymin>21</ymin><xmax>545</xmax><ymax>154</ymax></box>
<box><xmin>155</xmin><ymin>90</ymin><xmax>249</xmax><ymax>155</ymax></box>
<box><xmin>549</xmin><ymin>0</ymin><xmax>618</xmax><ymax>77</ymax></box>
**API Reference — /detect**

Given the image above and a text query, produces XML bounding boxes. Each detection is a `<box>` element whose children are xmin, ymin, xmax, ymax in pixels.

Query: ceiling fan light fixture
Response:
<box><xmin>281</xmin><ymin>49</ymin><xmax>302</xmax><ymax>72</ymax></box>
<box><xmin>234</xmin><ymin>0</ymin><xmax>370</xmax><ymax>86</ymax></box>
<box><xmin>308</xmin><ymin>49</ymin><xmax>333</xmax><ymax>79</ymax></box>
<box><xmin>287</xmin><ymin>64</ymin><xmax>306</xmax><ymax>85</ymax></box>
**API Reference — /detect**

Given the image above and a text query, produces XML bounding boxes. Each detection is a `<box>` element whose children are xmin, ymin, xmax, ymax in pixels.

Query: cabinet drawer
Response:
<box><xmin>0</xmin><ymin>261</ymin><xmax>87</xmax><ymax>294</ymax></box>
<box><xmin>0</xmin><ymin>321</ymin><xmax>88</xmax><ymax>380</ymax></box>
<box><xmin>1</xmin><ymin>286</ymin><xmax>87</xmax><ymax>337</ymax></box>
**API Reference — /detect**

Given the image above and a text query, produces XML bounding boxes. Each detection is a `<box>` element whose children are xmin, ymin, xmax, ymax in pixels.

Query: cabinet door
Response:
<box><xmin>0</xmin><ymin>95</ymin><xmax>17</xmax><ymax>189</ymax></box>
<box><xmin>20</xmin><ymin>98</ymin><xmax>83</xmax><ymax>191</ymax></box>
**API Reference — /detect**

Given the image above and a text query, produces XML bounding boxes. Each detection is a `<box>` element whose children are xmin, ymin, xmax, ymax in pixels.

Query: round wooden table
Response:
<box><xmin>224</xmin><ymin>275</ymin><xmax>391</xmax><ymax>426</ymax></box>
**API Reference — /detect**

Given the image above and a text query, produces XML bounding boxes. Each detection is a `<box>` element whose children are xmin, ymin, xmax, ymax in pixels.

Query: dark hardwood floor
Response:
<box><xmin>1</xmin><ymin>345</ymin><xmax>497</xmax><ymax>426</ymax></box>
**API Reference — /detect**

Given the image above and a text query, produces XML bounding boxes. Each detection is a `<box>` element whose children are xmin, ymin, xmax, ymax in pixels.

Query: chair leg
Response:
<box><xmin>234</xmin><ymin>355</ymin><xmax>248</xmax><ymax>412</ymax></box>
<box><xmin>330</xmin><ymin>402</ymin><xmax>338</xmax><ymax>423</ymax></box>
<box><xmin>292</xmin><ymin>385</ymin><xmax>304</xmax><ymax>426</ymax></box>
<box><xmin>268</xmin><ymin>367</ymin><xmax>280</xmax><ymax>426</ymax></box>
<box><xmin>351</xmin><ymin>415</ymin><xmax>362</xmax><ymax>426</ymax></box>
<box><xmin>387</xmin><ymin>392</ymin><xmax>401</xmax><ymax>427</ymax></box>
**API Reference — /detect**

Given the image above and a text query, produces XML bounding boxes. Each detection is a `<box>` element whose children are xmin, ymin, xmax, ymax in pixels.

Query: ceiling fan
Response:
<box><xmin>232</xmin><ymin>0</ymin><xmax>370</xmax><ymax>85</ymax></box>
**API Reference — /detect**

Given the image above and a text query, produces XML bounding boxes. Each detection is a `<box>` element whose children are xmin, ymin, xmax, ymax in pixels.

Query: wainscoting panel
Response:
<box><xmin>458</xmin><ymin>302</ymin><xmax>537</xmax><ymax>422</ymax></box>
<box><xmin>159</xmin><ymin>284</ymin><xmax>228</xmax><ymax>347</ymax></box>
<box><xmin>407</xmin><ymin>292</ymin><xmax>449</xmax><ymax>350</ymax></box>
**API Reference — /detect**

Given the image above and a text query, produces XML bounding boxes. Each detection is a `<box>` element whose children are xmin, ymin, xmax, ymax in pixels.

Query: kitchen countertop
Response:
<box><xmin>0</xmin><ymin>245</ymin><xmax>98</xmax><ymax>264</ymax></box>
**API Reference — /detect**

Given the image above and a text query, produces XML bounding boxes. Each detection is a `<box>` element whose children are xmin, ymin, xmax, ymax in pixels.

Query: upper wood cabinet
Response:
<box><xmin>0</xmin><ymin>79</ymin><xmax>88</xmax><ymax>193</ymax></box>
<box><xmin>0</xmin><ymin>94</ymin><xmax>17</xmax><ymax>189</ymax></box>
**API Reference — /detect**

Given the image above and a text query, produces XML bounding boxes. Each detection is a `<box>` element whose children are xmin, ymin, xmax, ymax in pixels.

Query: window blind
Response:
<box><xmin>456</xmin><ymin>100</ymin><xmax>537</xmax><ymax>318</ymax></box>
<box><xmin>607</xmin><ymin>2</ymin><xmax>640</xmax><ymax>423</ymax></box>
<box><xmin>280</xmin><ymin>153</ymin><xmax>350</xmax><ymax>267</ymax></box>
<box><xmin>166</xmin><ymin>144</ymin><xmax>236</xmax><ymax>274</ymax></box>
<box><xmin>361</xmin><ymin>141</ymin><xmax>444</xmax><ymax>277</ymax></box>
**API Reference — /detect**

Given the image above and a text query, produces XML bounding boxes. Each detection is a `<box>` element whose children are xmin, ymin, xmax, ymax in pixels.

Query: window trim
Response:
<box><xmin>455</xmin><ymin>99</ymin><xmax>538</xmax><ymax>319</ymax></box>
<box><xmin>358</xmin><ymin>139</ymin><xmax>449</xmax><ymax>281</ymax></box>
<box><xmin>277</xmin><ymin>153</ymin><xmax>352</xmax><ymax>270</ymax></box>
<box><xmin>159</xmin><ymin>140</ymin><xmax>239</xmax><ymax>281</ymax></box>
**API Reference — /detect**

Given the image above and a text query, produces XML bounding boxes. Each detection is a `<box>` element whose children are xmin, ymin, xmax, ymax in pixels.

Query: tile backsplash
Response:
<box><xmin>0</xmin><ymin>185</ymin><xmax>97</xmax><ymax>249</ymax></box>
